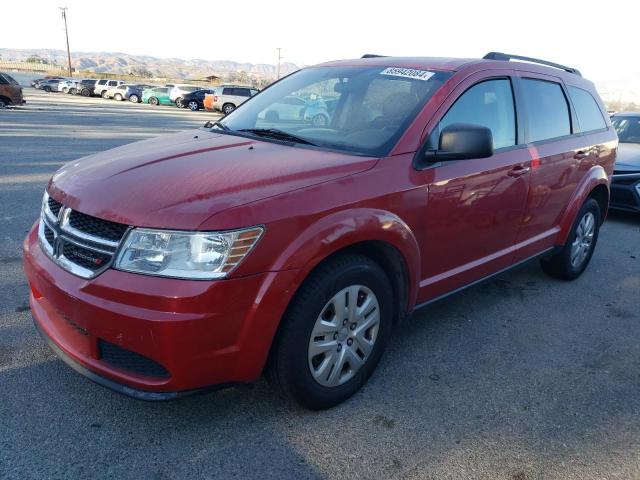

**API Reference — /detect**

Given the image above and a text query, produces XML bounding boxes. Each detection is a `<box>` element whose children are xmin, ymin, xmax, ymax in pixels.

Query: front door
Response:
<box><xmin>417</xmin><ymin>77</ymin><xmax>531</xmax><ymax>302</ymax></box>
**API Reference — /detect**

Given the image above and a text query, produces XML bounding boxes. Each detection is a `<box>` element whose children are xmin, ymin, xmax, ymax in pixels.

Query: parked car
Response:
<box><xmin>38</xmin><ymin>79</ymin><xmax>60</xmax><ymax>92</ymax></box>
<box><xmin>261</xmin><ymin>95</ymin><xmax>307</xmax><ymax>122</ymax></box>
<box><xmin>211</xmin><ymin>85</ymin><xmax>259</xmax><ymax>114</ymax></box>
<box><xmin>142</xmin><ymin>87</ymin><xmax>173</xmax><ymax>105</ymax></box>
<box><xmin>0</xmin><ymin>72</ymin><xmax>25</xmax><ymax>107</ymax></box>
<box><xmin>170</xmin><ymin>85</ymin><xmax>203</xmax><ymax>106</ymax></box>
<box><xmin>57</xmin><ymin>79</ymin><xmax>78</xmax><ymax>94</ymax></box>
<box><xmin>104</xmin><ymin>84</ymin><xmax>130</xmax><ymax>100</ymax></box>
<box><xmin>32</xmin><ymin>76</ymin><xmax>64</xmax><ymax>88</ymax></box>
<box><xmin>24</xmin><ymin>52</ymin><xmax>616</xmax><ymax>410</ymax></box>
<box><xmin>124</xmin><ymin>84</ymin><xmax>154</xmax><ymax>103</ymax></box>
<box><xmin>93</xmin><ymin>79</ymin><xmax>126</xmax><ymax>98</ymax></box>
<box><xmin>75</xmin><ymin>79</ymin><xmax>97</xmax><ymax>97</ymax></box>
<box><xmin>178</xmin><ymin>89</ymin><xmax>215</xmax><ymax>111</ymax></box>
<box><xmin>610</xmin><ymin>112</ymin><xmax>640</xmax><ymax>212</ymax></box>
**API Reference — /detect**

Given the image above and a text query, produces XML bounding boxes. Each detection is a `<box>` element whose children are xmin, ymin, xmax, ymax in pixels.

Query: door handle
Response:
<box><xmin>508</xmin><ymin>166</ymin><xmax>530</xmax><ymax>177</ymax></box>
<box><xmin>574</xmin><ymin>150</ymin><xmax>589</xmax><ymax>160</ymax></box>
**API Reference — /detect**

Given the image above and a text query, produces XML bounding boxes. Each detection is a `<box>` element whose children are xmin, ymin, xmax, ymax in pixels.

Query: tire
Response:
<box><xmin>129</xmin><ymin>94</ymin><xmax>139</xmax><ymax>103</ymax></box>
<box><xmin>312</xmin><ymin>114</ymin><xmax>329</xmax><ymax>127</ymax></box>
<box><xmin>114</xmin><ymin>93</ymin><xmax>123</xmax><ymax>101</ymax></box>
<box><xmin>187</xmin><ymin>100</ymin><xmax>199</xmax><ymax>111</ymax></box>
<box><xmin>62</xmin><ymin>87</ymin><xmax>69</xmax><ymax>94</ymax></box>
<box><xmin>43</xmin><ymin>86</ymin><xmax>51</xmax><ymax>92</ymax></box>
<box><xmin>222</xmin><ymin>103</ymin><xmax>235</xmax><ymax>115</ymax></box>
<box><xmin>266</xmin><ymin>254</ymin><xmax>394</xmax><ymax>410</ymax></box>
<box><xmin>69</xmin><ymin>88</ymin><xmax>77</xmax><ymax>95</ymax></box>
<box><xmin>540</xmin><ymin>197</ymin><xmax>601</xmax><ymax>280</ymax></box>
<box><xmin>0</xmin><ymin>98</ymin><xmax>6</xmax><ymax>108</ymax></box>
<box><xmin>101</xmin><ymin>91</ymin><xmax>109</xmax><ymax>99</ymax></box>
<box><xmin>175</xmin><ymin>98</ymin><xmax>184</xmax><ymax>108</ymax></box>
<box><xmin>149</xmin><ymin>97</ymin><xmax>159</xmax><ymax>106</ymax></box>
<box><xmin>81</xmin><ymin>88</ymin><xmax>91</xmax><ymax>97</ymax></box>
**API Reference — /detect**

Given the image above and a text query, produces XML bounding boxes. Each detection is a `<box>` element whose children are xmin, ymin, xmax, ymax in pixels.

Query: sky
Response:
<box><xmin>1</xmin><ymin>0</ymin><xmax>637</xmax><ymax>90</ymax></box>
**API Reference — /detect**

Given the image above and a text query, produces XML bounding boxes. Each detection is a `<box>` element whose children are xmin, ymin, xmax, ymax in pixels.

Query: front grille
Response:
<box><xmin>611</xmin><ymin>188</ymin><xmax>637</xmax><ymax>206</ymax></box>
<box><xmin>68</xmin><ymin>210</ymin><xmax>128</xmax><ymax>242</ymax></box>
<box><xmin>62</xmin><ymin>242</ymin><xmax>111</xmax><ymax>272</ymax></box>
<box><xmin>99</xmin><ymin>340</ymin><xmax>170</xmax><ymax>378</ymax></box>
<box><xmin>44</xmin><ymin>224</ymin><xmax>55</xmax><ymax>246</ymax></box>
<box><xmin>48</xmin><ymin>197</ymin><xmax>62</xmax><ymax>217</ymax></box>
<box><xmin>39</xmin><ymin>191</ymin><xmax>130</xmax><ymax>279</ymax></box>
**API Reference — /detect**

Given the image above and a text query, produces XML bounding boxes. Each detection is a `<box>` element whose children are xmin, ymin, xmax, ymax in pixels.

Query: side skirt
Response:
<box><xmin>411</xmin><ymin>246</ymin><xmax>559</xmax><ymax>313</ymax></box>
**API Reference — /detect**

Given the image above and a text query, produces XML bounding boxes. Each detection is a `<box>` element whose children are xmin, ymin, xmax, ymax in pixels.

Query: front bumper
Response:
<box><xmin>23</xmin><ymin>223</ymin><xmax>301</xmax><ymax>399</ymax></box>
<box><xmin>610</xmin><ymin>174</ymin><xmax>640</xmax><ymax>212</ymax></box>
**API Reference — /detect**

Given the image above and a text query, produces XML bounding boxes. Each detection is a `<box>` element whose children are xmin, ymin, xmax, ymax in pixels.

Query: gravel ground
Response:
<box><xmin>1</xmin><ymin>89</ymin><xmax>639</xmax><ymax>480</ymax></box>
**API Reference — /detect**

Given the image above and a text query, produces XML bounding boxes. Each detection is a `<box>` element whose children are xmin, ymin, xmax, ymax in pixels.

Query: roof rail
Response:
<box><xmin>483</xmin><ymin>52</ymin><xmax>581</xmax><ymax>77</ymax></box>
<box><xmin>361</xmin><ymin>54</ymin><xmax>388</xmax><ymax>59</ymax></box>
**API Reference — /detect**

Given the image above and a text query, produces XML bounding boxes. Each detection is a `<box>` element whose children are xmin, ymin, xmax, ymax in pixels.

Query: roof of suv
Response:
<box><xmin>318</xmin><ymin>53</ymin><xmax>591</xmax><ymax>86</ymax></box>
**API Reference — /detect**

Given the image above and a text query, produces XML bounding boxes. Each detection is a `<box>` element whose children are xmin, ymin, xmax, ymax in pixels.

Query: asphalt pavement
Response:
<box><xmin>1</xmin><ymin>89</ymin><xmax>639</xmax><ymax>480</ymax></box>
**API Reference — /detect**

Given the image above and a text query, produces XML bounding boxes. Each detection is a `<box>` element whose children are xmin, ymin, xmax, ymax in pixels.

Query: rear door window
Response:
<box><xmin>222</xmin><ymin>88</ymin><xmax>233</xmax><ymax>95</ymax></box>
<box><xmin>521</xmin><ymin>79</ymin><xmax>571</xmax><ymax>142</ymax></box>
<box><xmin>567</xmin><ymin>86</ymin><xmax>607</xmax><ymax>132</ymax></box>
<box><xmin>438</xmin><ymin>79</ymin><xmax>516</xmax><ymax>149</ymax></box>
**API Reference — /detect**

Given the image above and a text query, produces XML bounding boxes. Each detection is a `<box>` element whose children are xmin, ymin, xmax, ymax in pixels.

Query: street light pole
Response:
<box><xmin>59</xmin><ymin>7</ymin><xmax>72</xmax><ymax>77</ymax></box>
<box><xmin>276</xmin><ymin>47</ymin><xmax>282</xmax><ymax>80</ymax></box>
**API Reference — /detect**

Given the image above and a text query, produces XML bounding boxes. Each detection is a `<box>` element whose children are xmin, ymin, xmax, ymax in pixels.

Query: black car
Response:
<box><xmin>75</xmin><ymin>79</ymin><xmax>97</xmax><ymax>97</ymax></box>
<box><xmin>177</xmin><ymin>89</ymin><xmax>214</xmax><ymax>110</ymax></box>
<box><xmin>610</xmin><ymin>112</ymin><xmax>640</xmax><ymax>213</ymax></box>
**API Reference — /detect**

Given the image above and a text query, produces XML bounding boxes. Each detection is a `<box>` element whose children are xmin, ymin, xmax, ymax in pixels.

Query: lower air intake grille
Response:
<box><xmin>99</xmin><ymin>340</ymin><xmax>170</xmax><ymax>378</ymax></box>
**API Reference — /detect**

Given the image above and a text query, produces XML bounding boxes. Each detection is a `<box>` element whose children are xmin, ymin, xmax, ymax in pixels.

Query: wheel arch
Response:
<box><xmin>557</xmin><ymin>165</ymin><xmax>610</xmax><ymax>244</ymax></box>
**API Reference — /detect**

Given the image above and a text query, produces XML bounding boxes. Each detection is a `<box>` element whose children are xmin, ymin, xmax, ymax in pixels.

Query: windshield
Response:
<box><xmin>612</xmin><ymin>116</ymin><xmax>640</xmax><ymax>143</ymax></box>
<box><xmin>217</xmin><ymin>66</ymin><xmax>451</xmax><ymax>156</ymax></box>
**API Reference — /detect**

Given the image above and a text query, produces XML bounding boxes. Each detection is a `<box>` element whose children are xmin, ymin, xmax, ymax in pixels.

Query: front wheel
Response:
<box><xmin>187</xmin><ymin>100</ymin><xmax>199</xmax><ymax>111</ymax></box>
<box><xmin>266</xmin><ymin>254</ymin><xmax>393</xmax><ymax>409</ymax></box>
<box><xmin>540</xmin><ymin>197</ymin><xmax>601</xmax><ymax>280</ymax></box>
<box><xmin>222</xmin><ymin>103</ymin><xmax>235</xmax><ymax>115</ymax></box>
<box><xmin>101</xmin><ymin>91</ymin><xmax>109</xmax><ymax>99</ymax></box>
<box><xmin>129</xmin><ymin>94</ymin><xmax>139</xmax><ymax>103</ymax></box>
<box><xmin>114</xmin><ymin>93</ymin><xmax>123</xmax><ymax>101</ymax></box>
<box><xmin>149</xmin><ymin>97</ymin><xmax>159</xmax><ymax>106</ymax></box>
<box><xmin>69</xmin><ymin>88</ymin><xmax>77</xmax><ymax>95</ymax></box>
<box><xmin>175</xmin><ymin>98</ymin><xmax>184</xmax><ymax>108</ymax></box>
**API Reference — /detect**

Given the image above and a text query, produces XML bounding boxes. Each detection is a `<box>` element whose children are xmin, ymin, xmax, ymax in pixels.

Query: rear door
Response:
<box><xmin>511</xmin><ymin>74</ymin><xmax>595</xmax><ymax>260</ymax></box>
<box><xmin>418</xmin><ymin>74</ymin><xmax>532</xmax><ymax>301</ymax></box>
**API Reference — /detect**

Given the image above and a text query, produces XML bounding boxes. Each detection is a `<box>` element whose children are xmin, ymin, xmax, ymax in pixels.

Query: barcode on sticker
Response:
<box><xmin>380</xmin><ymin>67</ymin><xmax>435</xmax><ymax>81</ymax></box>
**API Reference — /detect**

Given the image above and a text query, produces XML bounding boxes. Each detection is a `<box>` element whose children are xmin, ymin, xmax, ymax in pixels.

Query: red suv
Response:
<box><xmin>23</xmin><ymin>52</ymin><xmax>617</xmax><ymax>409</ymax></box>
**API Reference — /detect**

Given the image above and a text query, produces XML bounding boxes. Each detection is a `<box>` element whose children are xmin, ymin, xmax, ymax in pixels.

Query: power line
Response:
<box><xmin>59</xmin><ymin>7</ymin><xmax>72</xmax><ymax>77</ymax></box>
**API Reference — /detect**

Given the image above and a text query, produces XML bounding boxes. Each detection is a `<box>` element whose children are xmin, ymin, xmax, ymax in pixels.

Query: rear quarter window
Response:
<box><xmin>521</xmin><ymin>79</ymin><xmax>571</xmax><ymax>142</ymax></box>
<box><xmin>567</xmin><ymin>86</ymin><xmax>607</xmax><ymax>132</ymax></box>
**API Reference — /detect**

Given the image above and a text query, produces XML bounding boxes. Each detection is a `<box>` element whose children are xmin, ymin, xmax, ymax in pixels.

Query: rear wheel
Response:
<box><xmin>149</xmin><ymin>97</ymin><xmax>159</xmax><ymax>106</ymax></box>
<box><xmin>81</xmin><ymin>88</ymin><xmax>91</xmax><ymax>97</ymax></box>
<box><xmin>0</xmin><ymin>98</ymin><xmax>7</xmax><ymax>108</ymax></box>
<box><xmin>175</xmin><ymin>98</ymin><xmax>184</xmax><ymax>108</ymax></box>
<box><xmin>266</xmin><ymin>254</ymin><xmax>393</xmax><ymax>409</ymax></box>
<box><xmin>101</xmin><ymin>91</ymin><xmax>109</xmax><ymax>99</ymax></box>
<box><xmin>62</xmin><ymin>87</ymin><xmax>69</xmax><ymax>94</ymax></box>
<box><xmin>312</xmin><ymin>113</ymin><xmax>329</xmax><ymax>127</ymax></box>
<box><xmin>129</xmin><ymin>94</ymin><xmax>139</xmax><ymax>103</ymax></box>
<box><xmin>69</xmin><ymin>88</ymin><xmax>77</xmax><ymax>95</ymax></box>
<box><xmin>188</xmin><ymin>100</ymin><xmax>199</xmax><ymax>111</ymax></box>
<box><xmin>540</xmin><ymin>197</ymin><xmax>601</xmax><ymax>280</ymax></box>
<box><xmin>43</xmin><ymin>86</ymin><xmax>51</xmax><ymax>92</ymax></box>
<box><xmin>114</xmin><ymin>93</ymin><xmax>123</xmax><ymax>101</ymax></box>
<box><xmin>222</xmin><ymin>103</ymin><xmax>235</xmax><ymax>115</ymax></box>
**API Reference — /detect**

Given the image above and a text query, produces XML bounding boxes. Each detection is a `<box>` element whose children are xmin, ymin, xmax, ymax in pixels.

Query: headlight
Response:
<box><xmin>114</xmin><ymin>226</ymin><xmax>263</xmax><ymax>279</ymax></box>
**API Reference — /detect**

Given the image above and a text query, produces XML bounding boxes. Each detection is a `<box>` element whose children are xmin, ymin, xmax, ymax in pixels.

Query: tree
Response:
<box><xmin>26</xmin><ymin>55</ymin><xmax>48</xmax><ymax>64</ymax></box>
<box><xmin>130</xmin><ymin>66</ymin><xmax>153</xmax><ymax>78</ymax></box>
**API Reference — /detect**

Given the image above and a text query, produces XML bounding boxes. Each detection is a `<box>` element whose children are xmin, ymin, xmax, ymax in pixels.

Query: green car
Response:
<box><xmin>142</xmin><ymin>87</ymin><xmax>173</xmax><ymax>106</ymax></box>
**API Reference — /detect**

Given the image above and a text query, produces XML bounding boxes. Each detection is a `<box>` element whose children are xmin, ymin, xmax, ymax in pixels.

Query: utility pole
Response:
<box><xmin>59</xmin><ymin>7</ymin><xmax>72</xmax><ymax>77</ymax></box>
<box><xmin>276</xmin><ymin>48</ymin><xmax>282</xmax><ymax>80</ymax></box>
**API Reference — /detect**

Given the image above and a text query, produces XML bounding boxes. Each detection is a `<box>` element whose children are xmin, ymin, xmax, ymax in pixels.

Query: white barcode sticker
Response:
<box><xmin>380</xmin><ymin>67</ymin><xmax>435</xmax><ymax>81</ymax></box>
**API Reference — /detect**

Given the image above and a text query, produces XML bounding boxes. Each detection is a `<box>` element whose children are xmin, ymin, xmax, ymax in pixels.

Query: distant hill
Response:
<box><xmin>0</xmin><ymin>48</ymin><xmax>299</xmax><ymax>83</ymax></box>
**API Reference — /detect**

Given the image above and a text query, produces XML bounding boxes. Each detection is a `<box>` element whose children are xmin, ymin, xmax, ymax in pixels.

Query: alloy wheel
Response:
<box><xmin>308</xmin><ymin>285</ymin><xmax>380</xmax><ymax>387</ymax></box>
<box><xmin>570</xmin><ymin>211</ymin><xmax>595</xmax><ymax>268</ymax></box>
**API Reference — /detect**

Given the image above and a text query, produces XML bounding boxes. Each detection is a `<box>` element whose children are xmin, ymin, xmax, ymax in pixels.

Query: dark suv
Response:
<box><xmin>610</xmin><ymin>112</ymin><xmax>640</xmax><ymax>212</ymax></box>
<box><xmin>24</xmin><ymin>52</ymin><xmax>617</xmax><ymax>409</ymax></box>
<box><xmin>0</xmin><ymin>72</ymin><xmax>24</xmax><ymax>107</ymax></box>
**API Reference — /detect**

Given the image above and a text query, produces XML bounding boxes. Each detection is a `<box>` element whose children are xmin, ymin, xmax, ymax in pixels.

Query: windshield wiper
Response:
<box><xmin>203</xmin><ymin>120</ymin><xmax>230</xmax><ymax>131</ymax></box>
<box><xmin>238</xmin><ymin>128</ymin><xmax>317</xmax><ymax>146</ymax></box>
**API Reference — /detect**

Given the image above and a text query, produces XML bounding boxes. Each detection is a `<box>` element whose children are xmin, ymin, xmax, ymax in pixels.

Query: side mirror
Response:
<box><xmin>425</xmin><ymin>123</ymin><xmax>494</xmax><ymax>161</ymax></box>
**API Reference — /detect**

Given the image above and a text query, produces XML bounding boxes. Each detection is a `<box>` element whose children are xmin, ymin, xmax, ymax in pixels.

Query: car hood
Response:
<box><xmin>615</xmin><ymin>143</ymin><xmax>640</xmax><ymax>172</ymax></box>
<box><xmin>48</xmin><ymin>130</ymin><xmax>377</xmax><ymax>230</ymax></box>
